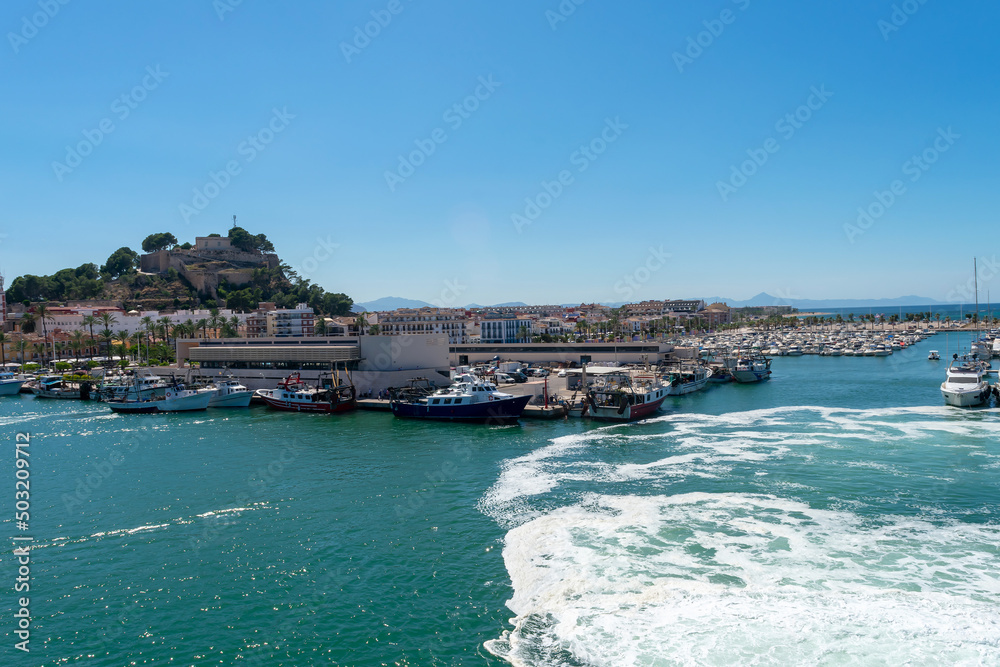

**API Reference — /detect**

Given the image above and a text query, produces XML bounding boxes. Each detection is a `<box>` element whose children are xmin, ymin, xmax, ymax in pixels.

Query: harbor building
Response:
<box><xmin>449</xmin><ymin>341</ymin><xmax>674</xmax><ymax>367</ymax></box>
<box><xmin>175</xmin><ymin>334</ymin><xmax>451</xmax><ymax>393</ymax></box>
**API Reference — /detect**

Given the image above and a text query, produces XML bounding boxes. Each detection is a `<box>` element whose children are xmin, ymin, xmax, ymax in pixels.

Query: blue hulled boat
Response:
<box><xmin>388</xmin><ymin>374</ymin><xmax>531</xmax><ymax>423</ymax></box>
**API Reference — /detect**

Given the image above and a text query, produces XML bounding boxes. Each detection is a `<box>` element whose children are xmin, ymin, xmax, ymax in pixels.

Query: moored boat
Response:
<box><xmin>940</xmin><ymin>354</ymin><xmax>991</xmax><ymax>407</ymax></box>
<box><xmin>207</xmin><ymin>378</ymin><xmax>253</xmax><ymax>408</ymax></box>
<box><xmin>0</xmin><ymin>371</ymin><xmax>25</xmax><ymax>396</ymax></box>
<box><xmin>255</xmin><ymin>372</ymin><xmax>357</xmax><ymax>414</ymax></box>
<box><xmin>584</xmin><ymin>371</ymin><xmax>669</xmax><ymax>421</ymax></box>
<box><xmin>731</xmin><ymin>355</ymin><xmax>772</xmax><ymax>383</ymax></box>
<box><xmin>388</xmin><ymin>374</ymin><xmax>530</xmax><ymax>423</ymax></box>
<box><xmin>33</xmin><ymin>375</ymin><xmax>94</xmax><ymax>400</ymax></box>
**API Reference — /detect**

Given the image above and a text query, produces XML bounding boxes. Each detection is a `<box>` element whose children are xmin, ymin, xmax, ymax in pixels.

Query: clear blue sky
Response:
<box><xmin>2</xmin><ymin>0</ymin><xmax>998</xmax><ymax>306</ymax></box>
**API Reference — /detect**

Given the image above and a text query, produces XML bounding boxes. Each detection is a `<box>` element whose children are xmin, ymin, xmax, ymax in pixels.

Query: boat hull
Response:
<box><xmin>159</xmin><ymin>390</ymin><xmax>215</xmax><ymax>412</ymax></box>
<box><xmin>209</xmin><ymin>390</ymin><xmax>253</xmax><ymax>408</ymax></box>
<box><xmin>941</xmin><ymin>384</ymin><xmax>991</xmax><ymax>407</ymax></box>
<box><xmin>258</xmin><ymin>393</ymin><xmax>357</xmax><ymax>414</ymax></box>
<box><xmin>391</xmin><ymin>394</ymin><xmax>531</xmax><ymax>423</ymax></box>
<box><xmin>586</xmin><ymin>395</ymin><xmax>666</xmax><ymax>421</ymax></box>
<box><xmin>732</xmin><ymin>369</ymin><xmax>771</xmax><ymax>383</ymax></box>
<box><xmin>108</xmin><ymin>402</ymin><xmax>162</xmax><ymax>414</ymax></box>
<box><xmin>0</xmin><ymin>380</ymin><xmax>24</xmax><ymax>396</ymax></box>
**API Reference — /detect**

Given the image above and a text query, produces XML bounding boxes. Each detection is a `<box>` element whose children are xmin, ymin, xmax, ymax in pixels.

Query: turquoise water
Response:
<box><xmin>3</xmin><ymin>336</ymin><xmax>999</xmax><ymax>665</ymax></box>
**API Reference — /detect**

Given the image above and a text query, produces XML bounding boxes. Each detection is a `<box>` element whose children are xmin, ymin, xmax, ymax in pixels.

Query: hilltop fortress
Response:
<box><xmin>139</xmin><ymin>236</ymin><xmax>279</xmax><ymax>297</ymax></box>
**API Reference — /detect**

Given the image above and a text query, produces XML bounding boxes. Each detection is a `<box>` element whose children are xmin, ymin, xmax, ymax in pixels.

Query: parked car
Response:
<box><xmin>557</xmin><ymin>369</ymin><xmax>567</xmax><ymax>377</ymax></box>
<box><xmin>494</xmin><ymin>373</ymin><xmax>516</xmax><ymax>384</ymax></box>
<box><xmin>531</xmin><ymin>368</ymin><xmax>550</xmax><ymax>377</ymax></box>
<box><xmin>508</xmin><ymin>371</ymin><xmax>528</xmax><ymax>383</ymax></box>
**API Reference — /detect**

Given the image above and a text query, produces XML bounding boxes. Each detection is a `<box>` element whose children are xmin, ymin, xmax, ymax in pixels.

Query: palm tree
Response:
<box><xmin>158</xmin><ymin>317</ymin><xmax>173</xmax><ymax>344</ymax></box>
<box><xmin>0</xmin><ymin>331</ymin><xmax>7</xmax><ymax>369</ymax></box>
<box><xmin>195</xmin><ymin>319</ymin><xmax>209</xmax><ymax>339</ymax></box>
<box><xmin>99</xmin><ymin>329</ymin><xmax>115</xmax><ymax>364</ymax></box>
<box><xmin>70</xmin><ymin>330</ymin><xmax>86</xmax><ymax>363</ymax></box>
<box><xmin>35</xmin><ymin>304</ymin><xmax>53</xmax><ymax>363</ymax></box>
<box><xmin>31</xmin><ymin>342</ymin><xmax>46</xmax><ymax>366</ymax></box>
<box><xmin>54</xmin><ymin>341</ymin><xmax>66</xmax><ymax>361</ymax></box>
<box><xmin>19</xmin><ymin>312</ymin><xmax>36</xmax><ymax>334</ymax></box>
<box><xmin>114</xmin><ymin>330</ymin><xmax>131</xmax><ymax>363</ymax></box>
<box><xmin>140</xmin><ymin>316</ymin><xmax>155</xmax><ymax>343</ymax></box>
<box><xmin>81</xmin><ymin>315</ymin><xmax>97</xmax><ymax>361</ymax></box>
<box><xmin>209</xmin><ymin>308</ymin><xmax>222</xmax><ymax>337</ymax></box>
<box><xmin>228</xmin><ymin>316</ymin><xmax>240</xmax><ymax>337</ymax></box>
<box><xmin>15</xmin><ymin>336</ymin><xmax>28</xmax><ymax>366</ymax></box>
<box><xmin>354</xmin><ymin>312</ymin><xmax>369</xmax><ymax>336</ymax></box>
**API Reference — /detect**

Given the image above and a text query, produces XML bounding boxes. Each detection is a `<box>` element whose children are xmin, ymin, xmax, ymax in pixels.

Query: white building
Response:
<box><xmin>480</xmin><ymin>317</ymin><xmax>533</xmax><ymax>343</ymax></box>
<box><xmin>377</xmin><ymin>307</ymin><xmax>468</xmax><ymax>344</ymax></box>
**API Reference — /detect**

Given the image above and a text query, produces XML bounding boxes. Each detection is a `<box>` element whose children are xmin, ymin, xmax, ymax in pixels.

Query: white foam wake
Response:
<box><xmin>486</xmin><ymin>493</ymin><xmax>1000</xmax><ymax>666</ymax></box>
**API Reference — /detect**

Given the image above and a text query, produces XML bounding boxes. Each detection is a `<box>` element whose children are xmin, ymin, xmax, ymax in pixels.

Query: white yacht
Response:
<box><xmin>928</xmin><ymin>350</ymin><xmax>940</xmax><ymax>360</ymax></box>
<box><xmin>785</xmin><ymin>345</ymin><xmax>803</xmax><ymax>357</ymax></box>
<box><xmin>940</xmin><ymin>355</ymin><xmax>992</xmax><ymax>407</ymax></box>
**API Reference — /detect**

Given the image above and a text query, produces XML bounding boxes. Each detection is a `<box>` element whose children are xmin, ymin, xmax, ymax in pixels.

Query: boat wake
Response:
<box><xmin>481</xmin><ymin>405</ymin><xmax>1000</xmax><ymax>666</ymax></box>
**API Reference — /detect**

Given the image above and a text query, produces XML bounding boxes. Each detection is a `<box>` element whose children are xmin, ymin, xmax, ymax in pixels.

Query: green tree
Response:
<box><xmin>101</xmin><ymin>247</ymin><xmax>140</xmax><ymax>278</ymax></box>
<box><xmin>141</xmin><ymin>232</ymin><xmax>178</xmax><ymax>253</ymax></box>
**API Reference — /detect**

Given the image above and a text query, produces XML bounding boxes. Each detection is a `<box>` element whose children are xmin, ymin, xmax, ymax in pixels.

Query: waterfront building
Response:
<box><xmin>377</xmin><ymin>307</ymin><xmax>468</xmax><ymax>344</ymax></box>
<box><xmin>625</xmin><ymin>299</ymin><xmax>706</xmax><ymax>317</ymax></box>
<box><xmin>480</xmin><ymin>316</ymin><xmax>534</xmax><ymax>344</ymax></box>
<box><xmin>245</xmin><ymin>303</ymin><xmax>315</xmax><ymax>338</ymax></box>
<box><xmin>450</xmin><ymin>340</ymin><xmax>674</xmax><ymax>367</ymax></box>
<box><xmin>175</xmin><ymin>334</ymin><xmax>450</xmax><ymax>393</ymax></box>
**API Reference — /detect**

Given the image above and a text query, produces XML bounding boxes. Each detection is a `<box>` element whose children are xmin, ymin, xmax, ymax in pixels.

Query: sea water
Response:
<box><xmin>2</xmin><ymin>337</ymin><xmax>998</xmax><ymax>665</ymax></box>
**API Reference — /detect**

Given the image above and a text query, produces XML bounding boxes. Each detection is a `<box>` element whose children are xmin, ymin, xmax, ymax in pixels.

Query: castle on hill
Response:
<box><xmin>139</xmin><ymin>236</ymin><xmax>279</xmax><ymax>298</ymax></box>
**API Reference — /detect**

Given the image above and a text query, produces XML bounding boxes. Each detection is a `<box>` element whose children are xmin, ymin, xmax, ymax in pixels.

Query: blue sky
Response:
<box><xmin>2</xmin><ymin>0</ymin><xmax>998</xmax><ymax>307</ymax></box>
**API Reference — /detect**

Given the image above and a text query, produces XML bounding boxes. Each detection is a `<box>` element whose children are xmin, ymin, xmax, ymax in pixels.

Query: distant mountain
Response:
<box><xmin>356</xmin><ymin>294</ymin><xmax>944</xmax><ymax>313</ymax></box>
<box><xmin>354</xmin><ymin>296</ymin><xmax>432</xmax><ymax>312</ymax></box>
<box><xmin>703</xmin><ymin>292</ymin><xmax>944</xmax><ymax>310</ymax></box>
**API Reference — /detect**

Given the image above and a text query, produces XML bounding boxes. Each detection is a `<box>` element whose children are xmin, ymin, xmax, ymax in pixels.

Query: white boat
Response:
<box><xmin>874</xmin><ymin>344</ymin><xmax>890</xmax><ymax>357</ymax></box>
<box><xmin>0</xmin><ymin>372</ymin><xmax>25</xmax><ymax>396</ymax></box>
<box><xmin>98</xmin><ymin>373</ymin><xmax>166</xmax><ymax>402</ymax></box>
<box><xmin>785</xmin><ymin>345</ymin><xmax>803</xmax><ymax>357</ymax></box>
<box><xmin>829</xmin><ymin>347</ymin><xmax>843</xmax><ymax>357</ymax></box>
<box><xmin>993</xmin><ymin>338</ymin><xmax>1000</xmax><ymax>358</ymax></box>
<box><xmin>940</xmin><ymin>355</ymin><xmax>992</xmax><ymax>407</ymax></box>
<box><xmin>207</xmin><ymin>379</ymin><xmax>253</xmax><ymax>408</ymax></box>
<box><xmin>732</xmin><ymin>356</ymin><xmax>772</xmax><ymax>383</ymax></box>
<box><xmin>665</xmin><ymin>365</ymin><xmax>711</xmax><ymax>395</ymax></box>
<box><xmin>159</xmin><ymin>384</ymin><xmax>217</xmax><ymax>411</ymax></box>
<box><xmin>928</xmin><ymin>350</ymin><xmax>940</xmax><ymax>360</ymax></box>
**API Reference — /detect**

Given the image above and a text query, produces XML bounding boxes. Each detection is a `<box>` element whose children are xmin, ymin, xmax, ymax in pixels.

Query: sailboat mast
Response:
<box><xmin>974</xmin><ymin>257</ymin><xmax>979</xmax><ymax>349</ymax></box>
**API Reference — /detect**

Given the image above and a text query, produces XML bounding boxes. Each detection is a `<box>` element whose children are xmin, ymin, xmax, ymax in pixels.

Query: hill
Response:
<box><xmin>5</xmin><ymin>228</ymin><xmax>354</xmax><ymax>315</ymax></box>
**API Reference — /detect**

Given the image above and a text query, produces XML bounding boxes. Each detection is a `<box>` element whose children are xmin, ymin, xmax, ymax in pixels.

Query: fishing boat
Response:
<box><xmin>940</xmin><ymin>354</ymin><xmax>992</xmax><ymax>407</ymax></box>
<box><xmin>583</xmin><ymin>370</ymin><xmax>670</xmax><ymax>421</ymax></box>
<box><xmin>207</xmin><ymin>378</ymin><xmax>253</xmax><ymax>407</ymax></box>
<box><xmin>255</xmin><ymin>372</ymin><xmax>357</xmax><ymax>414</ymax></box>
<box><xmin>388</xmin><ymin>374</ymin><xmax>530</xmax><ymax>423</ymax></box>
<box><xmin>928</xmin><ymin>350</ymin><xmax>940</xmax><ymax>360</ymax></box>
<box><xmin>33</xmin><ymin>375</ymin><xmax>94</xmax><ymax>400</ymax></box>
<box><xmin>107</xmin><ymin>376</ymin><xmax>216</xmax><ymax>413</ymax></box>
<box><xmin>97</xmin><ymin>372</ymin><xmax>167</xmax><ymax>402</ymax></box>
<box><xmin>0</xmin><ymin>371</ymin><xmax>25</xmax><ymax>396</ymax></box>
<box><xmin>731</xmin><ymin>355</ymin><xmax>772</xmax><ymax>383</ymax></box>
<box><xmin>664</xmin><ymin>364</ymin><xmax>711</xmax><ymax>395</ymax></box>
